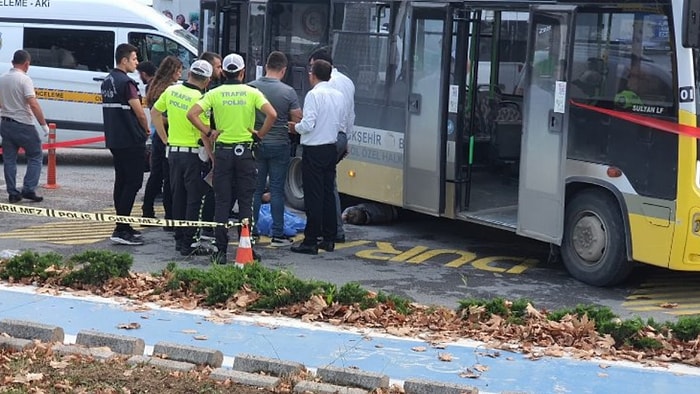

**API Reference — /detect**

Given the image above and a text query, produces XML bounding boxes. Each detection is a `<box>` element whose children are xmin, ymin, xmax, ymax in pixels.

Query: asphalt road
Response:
<box><xmin>1</xmin><ymin>148</ymin><xmax>699</xmax><ymax>323</ymax></box>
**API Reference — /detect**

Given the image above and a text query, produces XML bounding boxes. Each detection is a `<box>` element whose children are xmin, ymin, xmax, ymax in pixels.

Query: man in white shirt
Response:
<box><xmin>308</xmin><ymin>49</ymin><xmax>355</xmax><ymax>243</ymax></box>
<box><xmin>288</xmin><ymin>60</ymin><xmax>347</xmax><ymax>255</ymax></box>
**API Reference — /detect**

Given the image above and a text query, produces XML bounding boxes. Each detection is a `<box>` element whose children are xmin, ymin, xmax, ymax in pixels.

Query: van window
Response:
<box><xmin>23</xmin><ymin>28</ymin><xmax>115</xmax><ymax>72</ymax></box>
<box><xmin>129</xmin><ymin>32</ymin><xmax>196</xmax><ymax>70</ymax></box>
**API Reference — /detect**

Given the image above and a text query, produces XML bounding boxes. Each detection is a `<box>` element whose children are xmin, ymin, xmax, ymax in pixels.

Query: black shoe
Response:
<box><xmin>8</xmin><ymin>194</ymin><xmax>21</xmax><ymax>203</ymax></box>
<box><xmin>334</xmin><ymin>235</ymin><xmax>346</xmax><ymax>243</ymax></box>
<box><xmin>142</xmin><ymin>210</ymin><xmax>156</xmax><ymax>219</ymax></box>
<box><xmin>318</xmin><ymin>241</ymin><xmax>335</xmax><ymax>252</ymax></box>
<box><xmin>291</xmin><ymin>243</ymin><xmax>318</xmax><ymax>255</ymax></box>
<box><xmin>126</xmin><ymin>227</ymin><xmax>142</xmax><ymax>239</ymax></box>
<box><xmin>110</xmin><ymin>231</ymin><xmax>144</xmax><ymax>246</ymax></box>
<box><xmin>21</xmin><ymin>191</ymin><xmax>43</xmax><ymax>202</ymax></box>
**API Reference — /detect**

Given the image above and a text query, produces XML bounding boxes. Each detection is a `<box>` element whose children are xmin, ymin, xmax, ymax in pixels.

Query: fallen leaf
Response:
<box><xmin>599</xmin><ymin>364</ymin><xmax>611</xmax><ymax>369</ymax></box>
<box><xmin>50</xmin><ymin>360</ymin><xmax>70</xmax><ymax>369</ymax></box>
<box><xmin>117</xmin><ymin>322</ymin><xmax>141</xmax><ymax>330</ymax></box>
<box><xmin>411</xmin><ymin>346</ymin><xmax>427</xmax><ymax>352</ymax></box>
<box><xmin>474</xmin><ymin>364</ymin><xmax>489</xmax><ymax>372</ymax></box>
<box><xmin>26</xmin><ymin>372</ymin><xmax>44</xmax><ymax>382</ymax></box>
<box><xmin>193</xmin><ymin>335</ymin><xmax>208</xmax><ymax>340</ymax></box>
<box><xmin>182</xmin><ymin>329</ymin><xmax>198</xmax><ymax>334</ymax></box>
<box><xmin>438</xmin><ymin>352</ymin><xmax>453</xmax><ymax>362</ymax></box>
<box><xmin>459</xmin><ymin>368</ymin><xmax>480</xmax><ymax>379</ymax></box>
<box><xmin>598</xmin><ymin>373</ymin><xmax>608</xmax><ymax>378</ymax></box>
<box><xmin>660</xmin><ymin>303</ymin><xmax>679</xmax><ymax>309</ymax></box>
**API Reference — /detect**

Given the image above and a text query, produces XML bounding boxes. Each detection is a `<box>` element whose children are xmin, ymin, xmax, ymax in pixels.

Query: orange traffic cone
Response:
<box><xmin>235</xmin><ymin>219</ymin><xmax>254</xmax><ymax>268</ymax></box>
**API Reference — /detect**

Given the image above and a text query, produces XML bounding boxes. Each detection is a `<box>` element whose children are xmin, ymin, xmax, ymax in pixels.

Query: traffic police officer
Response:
<box><xmin>187</xmin><ymin>53</ymin><xmax>277</xmax><ymax>264</ymax></box>
<box><xmin>152</xmin><ymin>60</ymin><xmax>214</xmax><ymax>256</ymax></box>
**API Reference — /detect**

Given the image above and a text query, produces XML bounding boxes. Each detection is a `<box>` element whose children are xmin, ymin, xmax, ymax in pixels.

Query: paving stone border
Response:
<box><xmin>0</xmin><ymin>319</ymin><xmax>522</xmax><ymax>394</ymax></box>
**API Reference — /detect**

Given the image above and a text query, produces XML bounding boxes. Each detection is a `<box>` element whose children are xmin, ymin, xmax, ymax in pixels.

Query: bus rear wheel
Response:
<box><xmin>560</xmin><ymin>190</ymin><xmax>633</xmax><ymax>286</ymax></box>
<box><xmin>285</xmin><ymin>156</ymin><xmax>305</xmax><ymax>211</ymax></box>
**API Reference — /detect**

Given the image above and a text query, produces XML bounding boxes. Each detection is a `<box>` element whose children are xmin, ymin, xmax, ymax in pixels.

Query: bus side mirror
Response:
<box><xmin>683</xmin><ymin>0</ymin><xmax>700</xmax><ymax>47</ymax></box>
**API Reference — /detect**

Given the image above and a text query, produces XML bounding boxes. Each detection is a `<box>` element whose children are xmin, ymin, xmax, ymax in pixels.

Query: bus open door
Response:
<box><xmin>517</xmin><ymin>6</ymin><xmax>576</xmax><ymax>243</ymax></box>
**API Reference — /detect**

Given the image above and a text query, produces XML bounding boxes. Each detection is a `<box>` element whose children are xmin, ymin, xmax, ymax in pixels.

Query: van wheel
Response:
<box><xmin>560</xmin><ymin>190</ymin><xmax>633</xmax><ymax>286</ymax></box>
<box><xmin>285</xmin><ymin>156</ymin><xmax>305</xmax><ymax>211</ymax></box>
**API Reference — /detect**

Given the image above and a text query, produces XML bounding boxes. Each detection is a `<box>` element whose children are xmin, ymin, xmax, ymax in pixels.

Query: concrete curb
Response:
<box><xmin>210</xmin><ymin>368</ymin><xmax>280</xmax><ymax>389</ymax></box>
<box><xmin>233</xmin><ymin>353</ymin><xmax>305</xmax><ymax>376</ymax></box>
<box><xmin>404</xmin><ymin>378</ymin><xmax>479</xmax><ymax>394</ymax></box>
<box><xmin>0</xmin><ymin>319</ymin><xmax>64</xmax><ymax>343</ymax></box>
<box><xmin>0</xmin><ymin>337</ymin><xmax>35</xmax><ymax>352</ymax></box>
<box><xmin>153</xmin><ymin>341</ymin><xmax>223</xmax><ymax>367</ymax></box>
<box><xmin>0</xmin><ymin>319</ymin><xmax>510</xmax><ymax>393</ymax></box>
<box><xmin>76</xmin><ymin>330</ymin><xmax>145</xmax><ymax>355</ymax></box>
<box><xmin>317</xmin><ymin>365</ymin><xmax>389</xmax><ymax>390</ymax></box>
<box><xmin>293</xmin><ymin>380</ymin><xmax>369</xmax><ymax>394</ymax></box>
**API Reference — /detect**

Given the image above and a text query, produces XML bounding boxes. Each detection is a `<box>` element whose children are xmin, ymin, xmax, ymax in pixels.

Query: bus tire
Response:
<box><xmin>285</xmin><ymin>156</ymin><xmax>305</xmax><ymax>211</ymax></box>
<box><xmin>560</xmin><ymin>189</ymin><xmax>633</xmax><ymax>287</ymax></box>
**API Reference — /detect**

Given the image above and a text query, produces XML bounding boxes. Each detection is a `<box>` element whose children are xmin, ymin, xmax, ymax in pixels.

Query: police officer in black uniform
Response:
<box><xmin>101</xmin><ymin>43</ymin><xmax>150</xmax><ymax>246</ymax></box>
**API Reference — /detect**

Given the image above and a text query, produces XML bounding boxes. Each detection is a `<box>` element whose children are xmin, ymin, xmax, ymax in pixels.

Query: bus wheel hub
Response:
<box><xmin>572</xmin><ymin>215</ymin><xmax>606</xmax><ymax>263</ymax></box>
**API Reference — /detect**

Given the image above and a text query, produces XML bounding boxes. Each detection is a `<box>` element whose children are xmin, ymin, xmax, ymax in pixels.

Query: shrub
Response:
<box><xmin>0</xmin><ymin>251</ymin><xmax>64</xmax><ymax>281</ymax></box>
<box><xmin>61</xmin><ymin>250</ymin><xmax>132</xmax><ymax>286</ymax></box>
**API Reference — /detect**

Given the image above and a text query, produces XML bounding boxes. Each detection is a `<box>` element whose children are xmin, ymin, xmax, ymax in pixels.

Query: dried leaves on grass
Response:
<box><xmin>0</xmin><ymin>344</ymin><xmax>270</xmax><ymax>394</ymax></box>
<box><xmin>13</xmin><ymin>269</ymin><xmax>700</xmax><ymax>369</ymax></box>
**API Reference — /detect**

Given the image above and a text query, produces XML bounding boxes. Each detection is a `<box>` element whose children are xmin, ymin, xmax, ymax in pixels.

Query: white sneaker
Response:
<box><xmin>270</xmin><ymin>237</ymin><xmax>293</xmax><ymax>247</ymax></box>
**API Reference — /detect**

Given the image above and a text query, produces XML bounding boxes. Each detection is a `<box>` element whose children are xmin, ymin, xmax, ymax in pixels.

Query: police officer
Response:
<box><xmin>101</xmin><ymin>43</ymin><xmax>150</xmax><ymax>246</ymax></box>
<box><xmin>187</xmin><ymin>53</ymin><xmax>277</xmax><ymax>264</ymax></box>
<box><xmin>151</xmin><ymin>60</ymin><xmax>213</xmax><ymax>256</ymax></box>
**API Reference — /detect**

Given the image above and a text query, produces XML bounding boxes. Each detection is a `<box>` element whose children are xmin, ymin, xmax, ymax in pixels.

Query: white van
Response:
<box><xmin>0</xmin><ymin>0</ymin><xmax>198</xmax><ymax>146</ymax></box>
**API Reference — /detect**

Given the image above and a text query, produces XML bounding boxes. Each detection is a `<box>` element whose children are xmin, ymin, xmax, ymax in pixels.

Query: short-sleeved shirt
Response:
<box><xmin>196</xmin><ymin>81</ymin><xmax>268</xmax><ymax>144</ymax></box>
<box><xmin>248</xmin><ymin>77</ymin><xmax>300</xmax><ymax>145</ymax></box>
<box><xmin>154</xmin><ymin>82</ymin><xmax>209</xmax><ymax>147</ymax></box>
<box><xmin>0</xmin><ymin>68</ymin><xmax>36</xmax><ymax>125</ymax></box>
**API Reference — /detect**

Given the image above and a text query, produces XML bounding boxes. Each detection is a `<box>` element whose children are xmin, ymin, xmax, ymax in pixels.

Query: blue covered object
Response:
<box><xmin>256</xmin><ymin>204</ymin><xmax>306</xmax><ymax>237</ymax></box>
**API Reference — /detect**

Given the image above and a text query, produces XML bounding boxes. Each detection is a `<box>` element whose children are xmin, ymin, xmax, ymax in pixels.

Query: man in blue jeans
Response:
<box><xmin>249</xmin><ymin>51</ymin><xmax>302</xmax><ymax>247</ymax></box>
<box><xmin>0</xmin><ymin>49</ymin><xmax>50</xmax><ymax>204</ymax></box>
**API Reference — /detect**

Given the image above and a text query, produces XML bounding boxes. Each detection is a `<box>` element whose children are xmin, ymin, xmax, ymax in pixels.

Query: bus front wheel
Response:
<box><xmin>285</xmin><ymin>156</ymin><xmax>305</xmax><ymax>211</ymax></box>
<box><xmin>560</xmin><ymin>190</ymin><xmax>633</xmax><ymax>286</ymax></box>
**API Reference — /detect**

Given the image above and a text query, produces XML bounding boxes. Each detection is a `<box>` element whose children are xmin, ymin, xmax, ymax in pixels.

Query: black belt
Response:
<box><xmin>169</xmin><ymin>146</ymin><xmax>198</xmax><ymax>153</ymax></box>
<box><xmin>216</xmin><ymin>142</ymin><xmax>253</xmax><ymax>149</ymax></box>
<box><xmin>1</xmin><ymin>116</ymin><xmax>19</xmax><ymax>123</ymax></box>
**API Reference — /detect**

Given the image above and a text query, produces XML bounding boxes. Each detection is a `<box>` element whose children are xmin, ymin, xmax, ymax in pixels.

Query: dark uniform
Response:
<box><xmin>101</xmin><ymin>68</ymin><xmax>148</xmax><ymax>241</ymax></box>
<box><xmin>153</xmin><ymin>81</ymin><xmax>210</xmax><ymax>255</ymax></box>
<box><xmin>196</xmin><ymin>80</ymin><xmax>270</xmax><ymax>262</ymax></box>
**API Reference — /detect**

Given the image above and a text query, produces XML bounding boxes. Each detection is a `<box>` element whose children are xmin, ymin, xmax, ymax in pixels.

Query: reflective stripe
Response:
<box><xmin>102</xmin><ymin>103</ymin><xmax>131</xmax><ymax>110</ymax></box>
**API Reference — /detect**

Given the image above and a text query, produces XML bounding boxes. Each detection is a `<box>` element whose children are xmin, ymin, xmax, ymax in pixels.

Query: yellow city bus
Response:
<box><xmin>200</xmin><ymin>0</ymin><xmax>700</xmax><ymax>286</ymax></box>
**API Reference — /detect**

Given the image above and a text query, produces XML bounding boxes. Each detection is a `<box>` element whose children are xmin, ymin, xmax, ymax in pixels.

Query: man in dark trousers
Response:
<box><xmin>288</xmin><ymin>60</ymin><xmax>347</xmax><ymax>255</ymax></box>
<box><xmin>249</xmin><ymin>51</ymin><xmax>302</xmax><ymax>247</ymax></box>
<box><xmin>151</xmin><ymin>60</ymin><xmax>213</xmax><ymax>256</ymax></box>
<box><xmin>0</xmin><ymin>49</ymin><xmax>50</xmax><ymax>203</ymax></box>
<box><xmin>101</xmin><ymin>43</ymin><xmax>149</xmax><ymax>245</ymax></box>
<box><xmin>187</xmin><ymin>53</ymin><xmax>277</xmax><ymax>264</ymax></box>
<box><xmin>308</xmin><ymin>49</ymin><xmax>355</xmax><ymax>243</ymax></box>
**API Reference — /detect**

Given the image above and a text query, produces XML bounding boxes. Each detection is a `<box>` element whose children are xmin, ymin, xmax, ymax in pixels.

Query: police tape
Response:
<box><xmin>0</xmin><ymin>203</ymin><xmax>240</xmax><ymax>228</ymax></box>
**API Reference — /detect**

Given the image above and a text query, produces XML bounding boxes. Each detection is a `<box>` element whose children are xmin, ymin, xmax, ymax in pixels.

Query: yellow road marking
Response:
<box><xmin>625</xmin><ymin>273</ymin><xmax>700</xmax><ymax>314</ymax></box>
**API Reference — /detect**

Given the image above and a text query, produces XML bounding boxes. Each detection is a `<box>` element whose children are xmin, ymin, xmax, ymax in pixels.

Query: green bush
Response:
<box><xmin>61</xmin><ymin>250</ymin><xmax>132</xmax><ymax>286</ymax></box>
<box><xmin>337</xmin><ymin>282</ymin><xmax>370</xmax><ymax>305</ymax></box>
<box><xmin>669</xmin><ymin>315</ymin><xmax>700</xmax><ymax>341</ymax></box>
<box><xmin>0</xmin><ymin>251</ymin><xmax>64</xmax><ymax>280</ymax></box>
